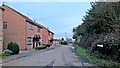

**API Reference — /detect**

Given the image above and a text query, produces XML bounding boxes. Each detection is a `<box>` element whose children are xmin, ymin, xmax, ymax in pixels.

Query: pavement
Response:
<box><xmin>1</xmin><ymin>45</ymin><xmax>58</xmax><ymax>64</ymax></box>
<box><xmin>1</xmin><ymin>50</ymin><xmax>33</xmax><ymax>64</ymax></box>
<box><xmin>1</xmin><ymin>45</ymin><xmax>96</xmax><ymax>67</ymax></box>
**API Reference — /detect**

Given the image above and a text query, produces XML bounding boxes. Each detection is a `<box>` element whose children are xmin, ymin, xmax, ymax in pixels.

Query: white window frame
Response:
<box><xmin>28</xmin><ymin>23</ymin><xmax>33</xmax><ymax>30</ymax></box>
<box><xmin>27</xmin><ymin>37</ymin><xmax>32</xmax><ymax>45</ymax></box>
<box><xmin>3</xmin><ymin>22</ymin><xmax>7</xmax><ymax>29</ymax></box>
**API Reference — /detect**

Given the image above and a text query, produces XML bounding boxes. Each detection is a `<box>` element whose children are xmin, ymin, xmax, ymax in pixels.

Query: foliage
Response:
<box><xmin>43</xmin><ymin>44</ymin><xmax>50</xmax><ymax>47</ymax></box>
<box><xmin>73</xmin><ymin>2</ymin><xmax>120</xmax><ymax>62</ymax></box>
<box><xmin>7</xmin><ymin>42</ymin><xmax>20</xmax><ymax>54</ymax></box>
<box><xmin>35</xmin><ymin>45</ymin><xmax>47</xmax><ymax>50</ymax></box>
<box><xmin>3</xmin><ymin>49</ymin><xmax>13</xmax><ymax>56</ymax></box>
<box><xmin>0</xmin><ymin>52</ymin><xmax>4</xmax><ymax>56</ymax></box>
<box><xmin>61</xmin><ymin>38</ymin><xmax>64</xmax><ymax>41</ymax></box>
<box><xmin>73</xmin><ymin>2</ymin><xmax>120</xmax><ymax>36</ymax></box>
<box><xmin>74</xmin><ymin>45</ymin><xmax>120</xmax><ymax>67</ymax></box>
<box><xmin>72</xmin><ymin>34</ymin><xmax>76</xmax><ymax>39</ymax></box>
<box><xmin>0</xmin><ymin>49</ymin><xmax>13</xmax><ymax>56</ymax></box>
<box><xmin>46</xmin><ymin>44</ymin><xmax>51</xmax><ymax>47</ymax></box>
<box><xmin>61</xmin><ymin>41</ymin><xmax>68</xmax><ymax>45</ymax></box>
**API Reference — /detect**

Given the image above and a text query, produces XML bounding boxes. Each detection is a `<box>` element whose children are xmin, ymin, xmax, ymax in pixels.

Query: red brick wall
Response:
<box><xmin>2</xmin><ymin>5</ymin><xmax>54</xmax><ymax>50</ymax></box>
<box><xmin>26</xmin><ymin>22</ymin><xmax>42</xmax><ymax>50</ymax></box>
<box><xmin>41</xmin><ymin>27</ymin><xmax>49</xmax><ymax>44</ymax></box>
<box><xmin>2</xmin><ymin>5</ymin><xmax>26</xmax><ymax>50</ymax></box>
<box><xmin>49</xmin><ymin>32</ymin><xmax>54</xmax><ymax>46</ymax></box>
<box><xmin>2</xmin><ymin>5</ymin><xmax>43</xmax><ymax>50</ymax></box>
<box><xmin>49</xmin><ymin>32</ymin><xmax>54</xmax><ymax>40</ymax></box>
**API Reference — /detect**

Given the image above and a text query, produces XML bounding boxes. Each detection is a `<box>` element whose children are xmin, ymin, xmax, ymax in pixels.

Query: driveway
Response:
<box><xmin>2</xmin><ymin>45</ymin><xmax>95</xmax><ymax>67</ymax></box>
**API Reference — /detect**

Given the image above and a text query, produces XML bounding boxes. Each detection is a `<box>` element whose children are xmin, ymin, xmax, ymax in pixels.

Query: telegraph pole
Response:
<box><xmin>65</xmin><ymin>32</ymin><xmax>66</xmax><ymax>40</ymax></box>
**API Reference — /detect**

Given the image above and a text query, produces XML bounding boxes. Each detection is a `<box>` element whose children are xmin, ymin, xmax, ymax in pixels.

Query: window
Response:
<box><xmin>27</xmin><ymin>37</ymin><xmax>32</xmax><ymax>45</ymax></box>
<box><xmin>38</xmin><ymin>27</ymin><xmax>40</xmax><ymax>32</ymax></box>
<box><xmin>28</xmin><ymin>23</ymin><xmax>33</xmax><ymax>30</ymax></box>
<box><xmin>3</xmin><ymin>22</ymin><xmax>7</xmax><ymax>29</ymax></box>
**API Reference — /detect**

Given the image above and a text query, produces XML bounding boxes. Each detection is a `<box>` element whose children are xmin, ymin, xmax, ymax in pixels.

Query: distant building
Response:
<box><xmin>1</xmin><ymin>4</ymin><xmax>54</xmax><ymax>50</ymax></box>
<box><xmin>53</xmin><ymin>39</ymin><xmax>61</xmax><ymax>45</ymax></box>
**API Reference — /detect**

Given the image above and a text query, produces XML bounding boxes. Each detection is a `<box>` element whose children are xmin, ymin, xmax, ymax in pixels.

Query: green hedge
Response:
<box><xmin>35</xmin><ymin>45</ymin><xmax>47</xmax><ymax>50</ymax></box>
<box><xmin>43</xmin><ymin>44</ymin><xmax>50</xmax><ymax>47</ymax></box>
<box><xmin>61</xmin><ymin>41</ymin><xmax>68</xmax><ymax>45</ymax></box>
<box><xmin>74</xmin><ymin>45</ymin><xmax>120</xmax><ymax>68</ymax></box>
<box><xmin>7</xmin><ymin>42</ymin><xmax>20</xmax><ymax>54</ymax></box>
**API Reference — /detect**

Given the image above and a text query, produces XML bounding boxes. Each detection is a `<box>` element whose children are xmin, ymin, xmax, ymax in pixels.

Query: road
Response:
<box><xmin>2</xmin><ymin>45</ymin><xmax>94</xmax><ymax>67</ymax></box>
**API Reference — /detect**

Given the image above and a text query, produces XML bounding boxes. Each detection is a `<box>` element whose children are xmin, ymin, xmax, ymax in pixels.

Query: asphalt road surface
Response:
<box><xmin>2</xmin><ymin>45</ymin><xmax>95</xmax><ymax>67</ymax></box>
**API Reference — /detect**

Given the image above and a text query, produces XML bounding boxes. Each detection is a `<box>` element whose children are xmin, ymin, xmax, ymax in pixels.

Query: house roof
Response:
<box><xmin>41</xmin><ymin>25</ymin><xmax>54</xmax><ymax>35</ymax></box>
<box><xmin>48</xmin><ymin>29</ymin><xmax>54</xmax><ymax>35</ymax></box>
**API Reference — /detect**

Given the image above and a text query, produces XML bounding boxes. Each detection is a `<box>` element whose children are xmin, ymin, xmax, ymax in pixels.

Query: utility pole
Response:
<box><xmin>65</xmin><ymin>32</ymin><xmax>66</xmax><ymax>40</ymax></box>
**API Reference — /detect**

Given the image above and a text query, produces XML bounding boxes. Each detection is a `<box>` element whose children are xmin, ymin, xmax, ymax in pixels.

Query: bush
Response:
<box><xmin>47</xmin><ymin>44</ymin><xmax>51</xmax><ymax>47</ymax></box>
<box><xmin>61</xmin><ymin>41</ymin><xmax>68</xmax><ymax>45</ymax></box>
<box><xmin>3</xmin><ymin>49</ymin><xmax>13</xmax><ymax>56</ymax></box>
<box><xmin>7</xmin><ymin>42</ymin><xmax>20</xmax><ymax>54</ymax></box>
<box><xmin>0</xmin><ymin>49</ymin><xmax>12</xmax><ymax>56</ymax></box>
<box><xmin>74</xmin><ymin>45</ymin><xmax>120</xmax><ymax>68</ymax></box>
<box><xmin>0</xmin><ymin>52</ymin><xmax>4</xmax><ymax>56</ymax></box>
<box><xmin>35</xmin><ymin>45</ymin><xmax>47</xmax><ymax>50</ymax></box>
<box><xmin>43</xmin><ymin>44</ymin><xmax>50</xmax><ymax>47</ymax></box>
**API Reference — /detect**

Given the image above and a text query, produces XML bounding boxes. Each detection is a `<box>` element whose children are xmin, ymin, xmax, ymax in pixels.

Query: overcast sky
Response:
<box><xmin>2</xmin><ymin>2</ymin><xmax>91</xmax><ymax>39</ymax></box>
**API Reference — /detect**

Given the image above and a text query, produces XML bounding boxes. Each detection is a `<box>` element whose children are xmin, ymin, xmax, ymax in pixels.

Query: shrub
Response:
<box><xmin>0</xmin><ymin>52</ymin><xmax>4</xmax><ymax>56</ymax></box>
<box><xmin>61</xmin><ymin>41</ymin><xmax>68</xmax><ymax>45</ymax></box>
<box><xmin>3</xmin><ymin>49</ymin><xmax>13</xmax><ymax>56</ymax></box>
<box><xmin>35</xmin><ymin>45</ymin><xmax>47</xmax><ymax>50</ymax></box>
<box><xmin>0</xmin><ymin>49</ymin><xmax>12</xmax><ymax>56</ymax></box>
<box><xmin>74</xmin><ymin>45</ymin><xmax>120</xmax><ymax>68</ymax></box>
<box><xmin>7</xmin><ymin>42</ymin><xmax>20</xmax><ymax>54</ymax></box>
<box><xmin>47</xmin><ymin>44</ymin><xmax>50</xmax><ymax>47</ymax></box>
<box><xmin>43</xmin><ymin>44</ymin><xmax>50</xmax><ymax>47</ymax></box>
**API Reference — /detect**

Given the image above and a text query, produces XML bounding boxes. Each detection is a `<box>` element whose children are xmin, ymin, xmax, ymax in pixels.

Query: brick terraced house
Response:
<box><xmin>0</xmin><ymin>4</ymin><xmax>54</xmax><ymax>50</ymax></box>
<box><xmin>41</xmin><ymin>26</ymin><xmax>54</xmax><ymax>45</ymax></box>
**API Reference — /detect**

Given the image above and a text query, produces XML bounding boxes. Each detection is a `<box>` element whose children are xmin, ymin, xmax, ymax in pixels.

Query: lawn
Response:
<box><xmin>74</xmin><ymin>45</ymin><xmax>120</xmax><ymax>68</ymax></box>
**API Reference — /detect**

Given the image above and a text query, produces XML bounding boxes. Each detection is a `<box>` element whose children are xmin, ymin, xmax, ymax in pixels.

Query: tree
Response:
<box><xmin>73</xmin><ymin>2</ymin><xmax>120</xmax><ymax>62</ymax></box>
<box><xmin>61</xmin><ymin>38</ymin><xmax>64</xmax><ymax>41</ymax></box>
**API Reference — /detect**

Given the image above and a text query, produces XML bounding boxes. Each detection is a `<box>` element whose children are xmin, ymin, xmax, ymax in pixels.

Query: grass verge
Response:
<box><xmin>74</xmin><ymin>45</ymin><xmax>120</xmax><ymax>68</ymax></box>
